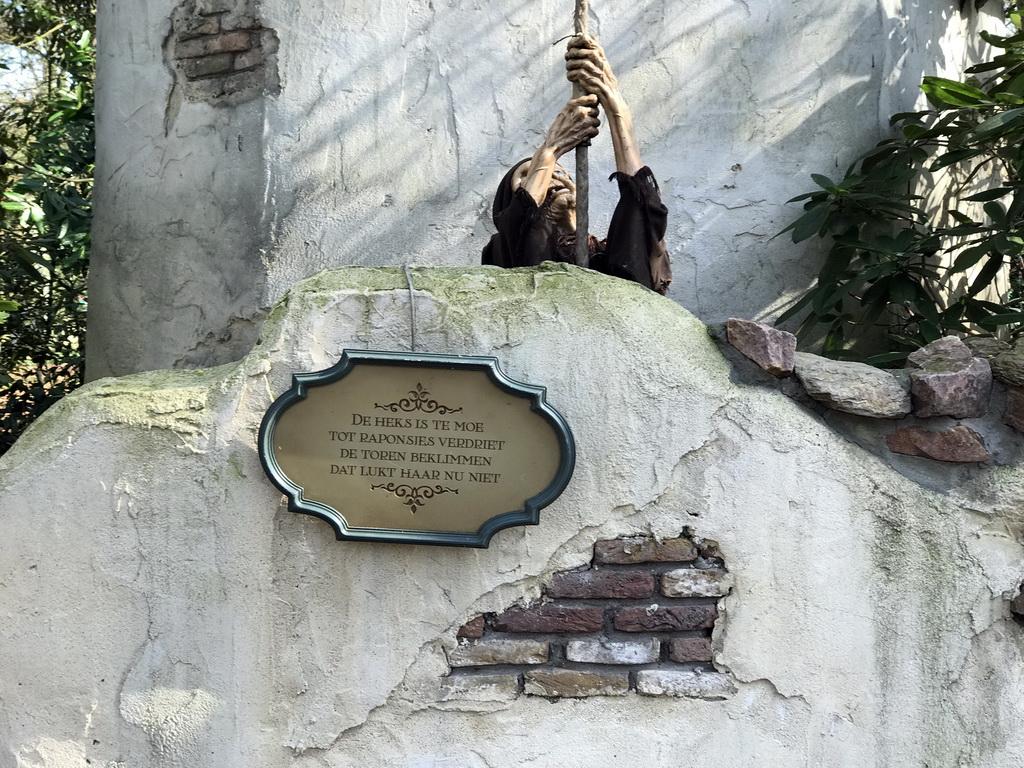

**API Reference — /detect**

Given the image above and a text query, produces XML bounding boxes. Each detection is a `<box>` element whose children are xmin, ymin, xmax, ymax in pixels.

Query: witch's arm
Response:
<box><xmin>515</xmin><ymin>94</ymin><xmax>601</xmax><ymax>206</ymax></box>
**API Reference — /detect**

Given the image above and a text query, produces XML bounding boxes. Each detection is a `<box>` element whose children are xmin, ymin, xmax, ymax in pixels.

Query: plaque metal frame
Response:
<box><xmin>258</xmin><ymin>350</ymin><xmax>576</xmax><ymax>548</ymax></box>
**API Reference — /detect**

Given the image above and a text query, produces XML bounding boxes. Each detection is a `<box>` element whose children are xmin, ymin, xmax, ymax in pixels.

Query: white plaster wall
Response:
<box><xmin>89</xmin><ymin>0</ymin><xmax>996</xmax><ymax>377</ymax></box>
<box><xmin>5</xmin><ymin>266</ymin><xmax>1024</xmax><ymax>766</ymax></box>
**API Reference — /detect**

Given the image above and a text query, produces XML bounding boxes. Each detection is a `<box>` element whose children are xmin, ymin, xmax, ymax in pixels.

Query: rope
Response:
<box><xmin>573</xmin><ymin>0</ymin><xmax>590</xmax><ymax>268</ymax></box>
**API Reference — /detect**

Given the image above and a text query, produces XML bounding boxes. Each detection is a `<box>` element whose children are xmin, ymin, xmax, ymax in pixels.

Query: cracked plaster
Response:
<box><xmin>4</xmin><ymin>266</ymin><xmax>1024</xmax><ymax>766</ymax></box>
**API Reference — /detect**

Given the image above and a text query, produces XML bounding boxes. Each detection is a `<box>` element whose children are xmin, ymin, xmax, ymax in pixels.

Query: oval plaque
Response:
<box><xmin>258</xmin><ymin>350</ymin><xmax>575</xmax><ymax>547</ymax></box>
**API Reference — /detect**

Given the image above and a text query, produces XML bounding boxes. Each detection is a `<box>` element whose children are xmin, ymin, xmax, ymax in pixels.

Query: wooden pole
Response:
<box><xmin>573</xmin><ymin>0</ymin><xmax>589</xmax><ymax>268</ymax></box>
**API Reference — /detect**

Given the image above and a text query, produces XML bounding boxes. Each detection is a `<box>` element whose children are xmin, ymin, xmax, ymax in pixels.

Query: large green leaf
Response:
<box><xmin>790</xmin><ymin>204</ymin><xmax>831</xmax><ymax>243</ymax></box>
<box><xmin>975</xmin><ymin>107</ymin><xmax>1024</xmax><ymax>137</ymax></box>
<box><xmin>920</xmin><ymin>76</ymin><xmax>994</xmax><ymax>107</ymax></box>
<box><xmin>967</xmin><ymin>253</ymin><xmax>1005</xmax><ymax>297</ymax></box>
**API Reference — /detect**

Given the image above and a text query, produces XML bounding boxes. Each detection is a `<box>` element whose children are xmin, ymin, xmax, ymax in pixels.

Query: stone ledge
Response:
<box><xmin>721</xmin><ymin>325</ymin><xmax>1022</xmax><ymax>465</ymax></box>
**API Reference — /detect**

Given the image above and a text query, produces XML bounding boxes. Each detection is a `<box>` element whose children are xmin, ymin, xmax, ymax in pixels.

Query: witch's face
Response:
<box><xmin>510</xmin><ymin>162</ymin><xmax>577</xmax><ymax>234</ymax></box>
<box><xmin>545</xmin><ymin>164</ymin><xmax>577</xmax><ymax>234</ymax></box>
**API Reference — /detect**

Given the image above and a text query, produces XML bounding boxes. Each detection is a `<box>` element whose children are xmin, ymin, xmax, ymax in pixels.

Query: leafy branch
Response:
<box><xmin>780</xmin><ymin>5</ymin><xmax>1024</xmax><ymax>365</ymax></box>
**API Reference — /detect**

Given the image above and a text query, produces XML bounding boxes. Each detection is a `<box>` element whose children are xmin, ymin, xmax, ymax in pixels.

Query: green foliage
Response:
<box><xmin>781</xmin><ymin>4</ymin><xmax>1024</xmax><ymax>365</ymax></box>
<box><xmin>0</xmin><ymin>0</ymin><xmax>95</xmax><ymax>455</ymax></box>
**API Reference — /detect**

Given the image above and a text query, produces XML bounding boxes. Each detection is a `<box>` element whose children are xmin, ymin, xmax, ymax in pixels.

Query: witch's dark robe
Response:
<box><xmin>481</xmin><ymin>162</ymin><xmax>672</xmax><ymax>294</ymax></box>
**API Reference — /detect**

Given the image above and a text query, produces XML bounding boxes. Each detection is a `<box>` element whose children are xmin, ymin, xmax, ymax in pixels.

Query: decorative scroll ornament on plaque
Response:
<box><xmin>258</xmin><ymin>350</ymin><xmax>575</xmax><ymax>547</ymax></box>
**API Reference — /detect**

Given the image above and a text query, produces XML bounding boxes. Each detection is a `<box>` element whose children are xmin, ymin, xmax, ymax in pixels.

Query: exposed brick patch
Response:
<box><xmin>494</xmin><ymin>605</ymin><xmax>603</xmax><ymax>633</ymax></box>
<box><xmin>594</xmin><ymin>536</ymin><xmax>697</xmax><ymax>564</ymax></box>
<box><xmin>444</xmin><ymin>531</ymin><xmax>733</xmax><ymax>699</ymax></box>
<box><xmin>547</xmin><ymin>569</ymin><xmax>654</xmax><ymax>599</ymax></box>
<box><xmin>166</xmin><ymin>0</ymin><xmax>280</xmax><ymax>107</ymax></box>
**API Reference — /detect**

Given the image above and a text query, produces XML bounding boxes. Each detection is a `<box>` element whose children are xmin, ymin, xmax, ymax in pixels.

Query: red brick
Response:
<box><xmin>494</xmin><ymin>605</ymin><xmax>603</xmax><ymax>633</ymax></box>
<box><xmin>176</xmin><ymin>30</ymin><xmax>252</xmax><ymax>59</ymax></box>
<box><xmin>233</xmin><ymin>46</ymin><xmax>264</xmax><ymax>71</ymax></box>
<box><xmin>594</xmin><ymin>537</ymin><xmax>697</xmax><ymax>565</ymax></box>
<box><xmin>457</xmin><ymin>616</ymin><xmax>485</xmax><ymax>638</ymax></box>
<box><xmin>614</xmin><ymin>605</ymin><xmax>716</xmax><ymax>632</ymax></box>
<box><xmin>181</xmin><ymin>52</ymin><xmax>233</xmax><ymax>78</ymax></box>
<box><xmin>547</xmin><ymin>570</ymin><xmax>654</xmax><ymax>599</ymax></box>
<box><xmin>668</xmin><ymin>637</ymin><xmax>714</xmax><ymax>662</ymax></box>
<box><xmin>524</xmin><ymin>669</ymin><xmax>628</xmax><ymax>697</ymax></box>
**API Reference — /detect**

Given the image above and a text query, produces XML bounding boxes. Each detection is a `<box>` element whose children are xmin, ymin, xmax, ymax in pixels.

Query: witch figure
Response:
<box><xmin>482</xmin><ymin>35</ymin><xmax>671</xmax><ymax>295</ymax></box>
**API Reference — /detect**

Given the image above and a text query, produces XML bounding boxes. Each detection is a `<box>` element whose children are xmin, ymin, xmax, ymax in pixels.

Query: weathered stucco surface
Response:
<box><xmin>89</xmin><ymin>0</ymin><xmax>995</xmax><ymax>377</ymax></box>
<box><xmin>4</xmin><ymin>266</ymin><xmax>1024</xmax><ymax>766</ymax></box>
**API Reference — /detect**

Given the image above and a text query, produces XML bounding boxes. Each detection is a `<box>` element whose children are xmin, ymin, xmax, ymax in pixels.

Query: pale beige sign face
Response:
<box><xmin>270</xmin><ymin>364</ymin><xmax>564</xmax><ymax>534</ymax></box>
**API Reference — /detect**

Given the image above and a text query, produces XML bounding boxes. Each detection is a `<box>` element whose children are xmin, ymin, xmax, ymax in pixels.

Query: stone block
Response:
<box><xmin>668</xmin><ymin>637</ymin><xmax>714</xmax><ymax>663</ymax></box>
<box><xmin>726</xmin><ymin>318</ymin><xmax>796</xmax><ymax>377</ymax></box>
<box><xmin>635</xmin><ymin>670</ymin><xmax>735</xmax><ymax>699</ymax></box>
<box><xmin>565</xmin><ymin>637</ymin><xmax>660</xmax><ymax>664</ymax></box>
<box><xmin>547</xmin><ymin>570</ymin><xmax>654</xmax><ymax>599</ymax></box>
<box><xmin>886</xmin><ymin>425</ymin><xmax>990</xmax><ymax>463</ymax></box>
<box><xmin>660</xmin><ymin>568</ymin><xmax>733</xmax><ymax>598</ymax></box>
<box><xmin>964</xmin><ymin>336</ymin><xmax>1010</xmax><ymax>361</ymax></box>
<box><xmin>523</xmin><ymin>669</ymin><xmax>629</xmax><ymax>698</ymax></box>
<box><xmin>910</xmin><ymin>357</ymin><xmax>992</xmax><ymax>418</ymax></box>
<box><xmin>441</xmin><ymin>672</ymin><xmax>520</xmax><ymax>700</ymax></box>
<box><xmin>907</xmin><ymin>336</ymin><xmax>974</xmax><ymax>368</ymax></box>
<box><xmin>993</xmin><ymin>345</ymin><xmax>1024</xmax><ymax>387</ymax></box>
<box><xmin>614</xmin><ymin>604</ymin><xmax>717</xmax><ymax>632</ymax></box>
<box><xmin>794</xmin><ymin>352</ymin><xmax>911</xmax><ymax>418</ymax></box>
<box><xmin>447</xmin><ymin>638</ymin><xmax>548</xmax><ymax>667</ymax></box>
<box><xmin>594</xmin><ymin>537</ymin><xmax>697</xmax><ymax>565</ymax></box>
<box><xmin>494</xmin><ymin>605</ymin><xmax>603</xmax><ymax>633</ymax></box>
<box><xmin>456</xmin><ymin>616</ymin><xmax>485</xmax><ymax>639</ymax></box>
<box><xmin>1005</xmin><ymin>385</ymin><xmax>1024</xmax><ymax>434</ymax></box>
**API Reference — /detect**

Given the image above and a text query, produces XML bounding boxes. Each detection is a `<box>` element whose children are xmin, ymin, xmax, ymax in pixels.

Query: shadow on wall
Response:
<box><xmin>259</xmin><ymin>0</ymin><xmax>991</xmax><ymax>324</ymax></box>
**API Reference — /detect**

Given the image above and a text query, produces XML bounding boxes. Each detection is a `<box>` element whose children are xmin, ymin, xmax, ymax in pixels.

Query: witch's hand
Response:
<box><xmin>566</xmin><ymin>35</ymin><xmax>622</xmax><ymax>112</ymax></box>
<box><xmin>543</xmin><ymin>94</ymin><xmax>600</xmax><ymax>158</ymax></box>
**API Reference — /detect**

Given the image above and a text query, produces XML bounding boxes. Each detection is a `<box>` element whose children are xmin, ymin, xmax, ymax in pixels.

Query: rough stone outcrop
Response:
<box><xmin>793</xmin><ymin>352</ymin><xmax>912</xmax><ymax>417</ymax></box>
<box><xmin>886</xmin><ymin>425</ymin><xmax>991</xmax><ymax>463</ymax></box>
<box><xmin>3</xmin><ymin>266</ymin><xmax>1024</xmax><ymax>767</ymax></box>
<box><xmin>908</xmin><ymin>336</ymin><xmax>992</xmax><ymax>418</ymax></box>
<box><xmin>726</xmin><ymin>318</ymin><xmax>796</xmax><ymax>377</ymax></box>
